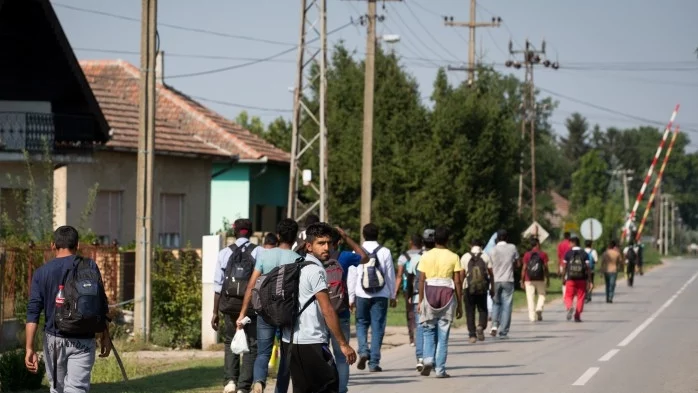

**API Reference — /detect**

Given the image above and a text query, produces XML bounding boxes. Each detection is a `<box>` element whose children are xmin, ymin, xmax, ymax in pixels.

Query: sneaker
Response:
<box><xmin>498</xmin><ymin>335</ymin><xmax>509</xmax><ymax>340</ymax></box>
<box><xmin>252</xmin><ymin>382</ymin><xmax>264</xmax><ymax>393</ymax></box>
<box><xmin>566</xmin><ymin>308</ymin><xmax>574</xmax><ymax>321</ymax></box>
<box><xmin>476</xmin><ymin>327</ymin><xmax>485</xmax><ymax>341</ymax></box>
<box><xmin>469</xmin><ymin>336</ymin><xmax>477</xmax><ymax>344</ymax></box>
<box><xmin>490</xmin><ymin>327</ymin><xmax>498</xmax><ymax>337</ymax></box>
<box><xmin>435</xmin><ymin>372</ymin><xmax>451</xmax><ymax>378</ymax></box>
<box><xmin>223</xmin><ymin>381</ymin><xmax>236</xmax><ymax>393</ymax></box>
<box><xmin>420</xmin><ymin>364</ymin><xmax>433</xmax><ymax>377</ymax></box>
<box><xmin>357</xmin><ymin>356</ymin><xmax>369</xmax><ymax>370</ymax></box>
<box><xmin>369</xmin><ymin>366</ymin><xmax>383</xmax><ymax>372</ymax></box>
<box><xmin>575</xmin><ymin>317</ymin><xmax>583</xmax><ymax>323</ymax></box>
<box><xmin>536</xmin><ymin>311</ymin><xmax>543</xmax><ymax>321</ymax></box>
<box><xmin>416</xmin><ymin>358</ymin><xmax>424</xmax><ymax>372</ymax></box>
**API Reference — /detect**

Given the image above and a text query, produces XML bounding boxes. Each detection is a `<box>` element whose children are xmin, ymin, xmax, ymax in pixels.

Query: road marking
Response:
<box><xmin>598</xmin><ymin>348</ymin><xmax>619</xmax><ymax>362</ymax></box>
<box><xmin>572</xmin><ymin>367</ymin><xmax>599</xmax><ymax>386</ymax></box>
<box><xmin>618</xmin><ymin>271</ymin><xmax>698</xmax><ymax>347</ymax></box>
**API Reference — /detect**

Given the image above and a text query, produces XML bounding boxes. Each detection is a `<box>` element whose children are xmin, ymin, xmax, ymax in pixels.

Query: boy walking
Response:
<box><xmin>460</xmin><ymin>239</ymin><xmax>494</xmax><ymax>343</ymax></box>
<box><xmin>25</xmin><ymin>226</ymin><xmax>112</xmax><ymax>393</ymax></box>
<box><xmin>562</xmin><ymin>236</ymin><xmax>591</xmax><ymax>322</ymax></box>
<box><xmin>601</xmin><ymin>240</ymin><xmax>624</xmax><ymax>303</ymax></box>
<box><xmin>521</xmin><ymin>238</ymin><xmax>550</xmax><ymax>322</ymax></box>
<box><xmin>490</xmin><ymin>230</ymin><xmax>519</xmax><ymax>339</ymax></box>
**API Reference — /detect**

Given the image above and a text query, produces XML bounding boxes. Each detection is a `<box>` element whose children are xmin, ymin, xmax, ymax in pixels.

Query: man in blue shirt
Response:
<box><xmin>329</xmin><ymin>226</ymin><xmax>368</xmax><ymax>393</ymax></box>
<box><xmin>25</xmin><ymin>226</ymin><xmax>111</xmax><ymax>393</ymax></box>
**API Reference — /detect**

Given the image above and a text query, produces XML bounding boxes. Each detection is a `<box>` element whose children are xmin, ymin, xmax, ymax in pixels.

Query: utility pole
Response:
<box><xmin>671</xmin><ymin>199</ymin><xmax>676</xmax><ymax>248</ymax></box>
<box><xmin>134</xmin><ymin>0</ymin><xmax>157</xmax><ymax>341</ymax></box>
<box><xmin>358</xmin><ymin>0</ymin><xmax>400</xmax><ymax>237</ymax></box>
<box><xmin>287</xmin><ymin>0</ymin><xmax>328</xmax><ymax>222</ymax></box>
<box><xmin>659</xmin><ymin>191</ymin><xmax>664</xmax><ymax>253</ymax></box>
<box><xmin>444</xmin><ymin>0</ymin><xmax>501</xmax><ymax>85</ymax></box>
<box><xmin>506</xmin><ymin>40</ymin><xmax>559</xmax><ymax>221</ymax></box>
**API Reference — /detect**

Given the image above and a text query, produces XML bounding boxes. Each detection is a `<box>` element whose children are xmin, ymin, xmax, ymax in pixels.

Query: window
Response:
<box><xmin>0</xmin><ymin>188</ymin><xmax>27</xmax><ymax>225</ymax></box>
<box><xmin>159</xmin><ymin>193</ymin><xmax>183</xmax><ymax>248</ymax></box>
<box><xmin>93</xmin><ymin>191</ymin><xmax>122</xmax><ymax>245</ymax></box>
<box><xmin>254</xmin><ymin>205</ymin><xmax>285</xmax><ymax>233</ymax></box>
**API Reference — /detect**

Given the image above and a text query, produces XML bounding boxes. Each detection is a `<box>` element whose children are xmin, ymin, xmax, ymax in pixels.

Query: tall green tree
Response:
<box><xmin>570</xmin><ymin>150</ymin><xmax>610</xmax><ymax>211</ymax></box>
<box><xmin>560</xmin><ymin>113</ymin><xmax>590</xmax><ymax>166</ymax></box>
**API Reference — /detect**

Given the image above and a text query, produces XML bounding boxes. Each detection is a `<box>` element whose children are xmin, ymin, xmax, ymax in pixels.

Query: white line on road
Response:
<box><xmin>618</xmin><ymin>271</ymin><xmax>698</xmax><ymax>347</ymax></box>
<box><xmin>598</xmin><ymin>349</ymin><xmax>620</xmax><ymax>362</ymax></box>
<box><xmin>572</xmin><ymin>367</ymin><xmax>600</xmax><ymax>386</ymax></box>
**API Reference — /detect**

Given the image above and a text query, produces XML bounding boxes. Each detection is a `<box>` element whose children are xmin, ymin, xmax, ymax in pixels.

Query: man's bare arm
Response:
<box><xmin>394</xmin><ymin>264</ymin><xmax>404</xmax><ymax>299</ymax></box>
<box><xmin>237</xmin><ymin>270</ymin><xmax>262</xmax><ymax>325</ymax></box>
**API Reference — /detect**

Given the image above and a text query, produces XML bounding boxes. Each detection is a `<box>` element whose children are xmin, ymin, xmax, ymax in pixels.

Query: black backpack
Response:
<box><xmin>467</xmin><ymin>253</ymin><xmax>489</xmax><ymax>295</ymax></box>
<box><xmin>252</xmin><ymin>257</ymin><xmax>316</xmax><ymax>328</ymax></box>
<box><xmin>566</xmin><ymin>250</ymin><xmax>588</xmax><ymax>280</ymax></box>
<box><xmin>55</xmin><ymin>256</ymin><xmax>108</xmax><ymax>336</ymax></box>
<box><xmin>626</xmin><ymin>246</ymin><xmax>637</xmax><ymax>265</ymax></box>
<box><xmin>526</xmin><ymin>252</ymin><xmax>546</xmax><ymax>281</ymax></box>
<box><xmin>219</xmin><ymin>242</ymin><xmax>257</xmax><ymax>315</ymax></box>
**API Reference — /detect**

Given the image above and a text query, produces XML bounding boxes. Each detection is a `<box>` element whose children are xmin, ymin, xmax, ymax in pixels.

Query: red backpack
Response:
<box><xmin>324</xmin><ymin>253</ymin><xmax>347</xmax><ymax>314</ymax></box>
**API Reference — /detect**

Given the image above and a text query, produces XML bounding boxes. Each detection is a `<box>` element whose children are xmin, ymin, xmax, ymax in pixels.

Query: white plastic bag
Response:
<box><xmin>230</xmin><ymin>316</ymin><xmax>251</xmax><ymax>354</ymax></box>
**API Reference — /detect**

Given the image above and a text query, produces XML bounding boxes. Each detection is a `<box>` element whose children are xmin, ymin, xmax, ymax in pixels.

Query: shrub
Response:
<box><xmin>151</xmin><ymin>249</ymin><xmax>202</xmax><ymax>348</ymax></box>
<box><xmin>150</xmin><ymin>325</ymin><xmax>176</xmax><ymax>348</ymax></box>
<box><xmin>0</xmin><ymin>348</ymin><xmax>45</xmax><ymax>391</ymax></box>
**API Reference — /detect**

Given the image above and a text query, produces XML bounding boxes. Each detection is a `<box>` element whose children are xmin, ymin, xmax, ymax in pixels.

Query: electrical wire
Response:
<box><xmin>386</xmin><ymin>3</ymin><xmax>454</xmax><ymax>64</ymax></box>
<box><xmin>52</xmin><ymin>2</ymin><xmax>297</xmax><ymax>47</ymax></box>
<box><xmin>73</xmin><ymin>47</ymin><xmax>297</xmax><ymax>63</ymax></box>
<box><xmin>403</xmin><ymin>1</ymin><xmax>463</xmax><ymax>62</ymax></box>
<box><xmin>190</xmin><ymin>96</ymin><xmax>292</xmax><ymax>113</ymax></box>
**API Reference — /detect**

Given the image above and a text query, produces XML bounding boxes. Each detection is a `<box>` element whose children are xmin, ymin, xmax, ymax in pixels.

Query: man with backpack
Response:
<box><xmin>521</xmin><ymin>238</ymin><xmax>550</xmax><ymax>322</ymax></box>
<box><xmin>490</xmin><ymin>230</ymin><xmax>519</xmax><ymax>339</ymax></box>
<box><xmin>213</xmin><ymin>218</ymin><xmax>260</xmax><ymax>393</ymax></box>
<box><xmin>562</xmin><ymin>236</ymin><xmax>592</xmax><ymax>322</ymax></box>
<box><xmin>355</xmin><ymin>223</ymin><xmax>396</xmax><ymax>372</ymax></box>
<box><xmin>327</xmin><ymin>226</ymin><xmax>368</xmax><ymax>393</ymax></box>
<box><xmin>460</xmin><ymin>239</ymin><xmax>494</xmax><ymax>343</ymax></box>
<box><xmin>292</xmin><ymin>214</ymin><xmax>320</xmax><ymax>256</ymax></box>
<box><xmin>278</xmin><ymin>222</ymin><xmax>357</xmax><ymax>393</ymax></box>
<box><xmin>417</xmin><ymin>226</ymin><xmax>463</xmax><ymax>378</ymax></box>
<box><xmin>235</xmin><ymin>218</ymin><xmax>301</xmax><ymax>393</ymax></box>
<box><xmin>624</xmin><ymin>239</ymin><xmax>640</xmax><ymax>287</ymax></box>
<box><xmin>25</xmin><ymin>226</ymin><xmax>112</xmax><ymax>392</ymax></box>
<box><xmin>584</xmin><ymin>240</ymin><xmax>598</xmax><ymax>303</ymax></box>
<box><xmin>394</xmin><ymin>234</ymin><xmax>424</xmax><ymax>347</ymax></box>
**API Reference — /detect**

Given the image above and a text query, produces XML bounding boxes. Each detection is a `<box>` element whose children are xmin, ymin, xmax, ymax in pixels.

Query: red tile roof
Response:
<box><xmin>80</xmin><ymin>60</ymin><xmax>290</xmax><ymax>163</ymax></box>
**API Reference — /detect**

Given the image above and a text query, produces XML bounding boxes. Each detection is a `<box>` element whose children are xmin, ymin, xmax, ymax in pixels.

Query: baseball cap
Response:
<box><xmin>423</xmin><ymin>229</ymin><xmax>435</xmax><ymax>242</ymax></box>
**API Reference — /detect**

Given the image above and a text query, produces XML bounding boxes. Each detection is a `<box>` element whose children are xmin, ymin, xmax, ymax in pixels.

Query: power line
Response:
<box><xmin>52</xmin><ymin>2</ymin><xmax>297</xmax><ymax>47</ymax></box>
<box><xmin>73</xmin><ymin>47</ymin><xmax>296</xmax><ymax>63</ymax></box>
<box><xmin>387</xmin><ymin>4</ymin><xmax>454</xmax><ymax>63</ymax></box>
<box><xmin>190</xmin><ymin>96</ymin><xmax>292</xmax><ymax>113</ymax></box>
<box><xmin>403</xmin><ymin>1</ymin><xmax>462</xmax><ymax>62</ymax></box>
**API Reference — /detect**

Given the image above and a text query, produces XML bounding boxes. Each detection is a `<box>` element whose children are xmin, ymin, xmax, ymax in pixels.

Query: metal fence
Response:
<box><xmin>0</xmin><ymin>245</ymin><xmax>121</xmax><ymax>321</ymax></box>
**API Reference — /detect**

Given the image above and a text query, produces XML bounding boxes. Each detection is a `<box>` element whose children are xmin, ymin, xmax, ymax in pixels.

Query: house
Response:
<box><xmin>0</xmin><ymin>0</ymin><xmax>109</xmax><ymax>235</ymax></box>
<box><xmin>77</xmin><ymin>55</ymin><xmax>290</xmax><ymax>247</ymax></box>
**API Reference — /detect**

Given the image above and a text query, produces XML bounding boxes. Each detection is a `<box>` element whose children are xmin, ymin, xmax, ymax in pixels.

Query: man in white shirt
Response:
<box><xmin>282</xmin><ymin>222</ymin><xmax>356</xmax><ymax>393</ymax></box>
<box><xmin>355</xmin><ymin>223</ymin><xmax>396</xmax><ymax>372</ymax></box>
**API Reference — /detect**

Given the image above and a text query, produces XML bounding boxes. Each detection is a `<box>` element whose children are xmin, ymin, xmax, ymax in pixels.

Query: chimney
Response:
<box><xmin>155</xmin><ymin>50</ymin><xmax>164</xmax><ymax>85</ymax></box>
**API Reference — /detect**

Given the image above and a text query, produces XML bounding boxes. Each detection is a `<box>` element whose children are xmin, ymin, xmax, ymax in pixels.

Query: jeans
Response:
<box><xmin>224</xmin><ymin>314</ymin><xmax>258</xmax><ymax>391</ymax></box>
<box><xmin>627</xmin><ymin>263</ymin><xmax>636</xmax><ymax>287</ymax></box>
<box><xmin>330</xmin><ymin>316</ymin><xmax>351</xmax><ymax>393</ymax></box>
<box><xmin>355</xmin><ymin>297</ymin><xmax>388</xmax><ymax>369</ymax></box>
<box><xmin>413</xmin><ymin>303</ymin><xmax>423</xmax><ymax>360</ymax></box>
<box><xmin>253</xmin><ymin>316</ymin><xmax>290</xmax><ymax>393</ymax></box>
<box><xmin>524</xmin><ymin>281</ymin><xmax>546</xmax><ymax>321</ymax></box>
<box><xmin>491</xmin><ymin>282</ymin><xmax>514</xmax><ymax>336</ymax></box>
<box><xmin>422</xmin><ymin>318</ymin><xmax>452</xmax><ymax>375</ymax></box>
<box><xmin>464</xmin><ymin>292</ymin><xmax>488</xmax><ymax>336</ymax></box>
<box><xmin>604</xmin><ymin>272</ymin><xmax>618</xmax><ymax>301</ymax></box>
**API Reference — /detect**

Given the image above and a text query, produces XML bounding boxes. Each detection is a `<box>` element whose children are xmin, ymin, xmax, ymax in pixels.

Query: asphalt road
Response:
<box><xmin>346</xmin><ymin>258</ymin><xmax>698</xmax><ymax>393</ymax></box>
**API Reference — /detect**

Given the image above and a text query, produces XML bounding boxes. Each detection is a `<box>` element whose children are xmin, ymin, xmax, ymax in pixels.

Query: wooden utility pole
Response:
<box><xmin>506</xmin><ymin>40</ymin><xmax>559</xmax><ymax>220</ymax></box>
<box><xmin>134</xmin><ymin>0</ymin><xmax>157</xmax><ymax>341</ymax></box>
<box><xmin>287</xmin><ymin>0</ymin><xmax>328</xmax><ymax>222</ymax></box>
<box><xmin>444</xmin><ymin>0</ymin><xmax>501</xmax><ymax>85</ymax></box>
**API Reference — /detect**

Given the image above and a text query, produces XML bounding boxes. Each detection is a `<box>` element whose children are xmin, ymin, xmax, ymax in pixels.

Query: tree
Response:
<box><xmin>570</xmin><ymin>150</ymin><xmax>610</xmax><ymax>211</ymax></box>
<box><xmin>560</xmin><ymin>113</ymin><xmax>590</xmax><ymax>166</ymax></box>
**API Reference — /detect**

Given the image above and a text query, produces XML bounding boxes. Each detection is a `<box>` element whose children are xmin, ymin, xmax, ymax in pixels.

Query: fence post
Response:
<box><xmin>201</xmin><ymin>234</ymin><xmax>222</xmax><ymax>350</ymax></box>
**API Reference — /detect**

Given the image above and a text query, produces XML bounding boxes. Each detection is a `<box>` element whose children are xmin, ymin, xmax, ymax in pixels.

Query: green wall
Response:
<box><xmin>210</xmin><ymin>164</ymin><xmax>249</xmax><ymax>234</ymax></box>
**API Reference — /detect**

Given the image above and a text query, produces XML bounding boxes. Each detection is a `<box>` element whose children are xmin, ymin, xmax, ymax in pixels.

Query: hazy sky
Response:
<box><xmin>53</xmin><ymin>0</ymin><xmax>698</xmax><ymax>149</ymax></box>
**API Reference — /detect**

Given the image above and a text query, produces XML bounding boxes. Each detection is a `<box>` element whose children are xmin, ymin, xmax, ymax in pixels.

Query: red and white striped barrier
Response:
<box><xmin>621</xmin><ymin>104</ymin><xmax>680</xmax><ymax>243</ymax></box>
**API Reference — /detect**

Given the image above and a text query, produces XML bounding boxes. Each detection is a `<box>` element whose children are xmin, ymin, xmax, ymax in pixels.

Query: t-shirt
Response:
<box><xmin>557</xmin><ymin>239</ymin><xmax>571</xmax><ymax>263</ymax></box>
<box><xmin>254</xmin><ymin>248</ymin><xmax>302</xmax><ymax>275</ymax></box>
<box><xmin>282</xmin><ymin>255</ymin><xmax>329</xmax><ymax>345</ymax></box>
<box><xmin>491</xmin><ymin>242</ymin><xmax>519</xmax><ymax>283</ymax></box>
<box><xmin>418</xmin><ymin>248</ymin><xmax>462</xmax><ymax>280</ymax></box>
<box><xmin>460</xmin><ymin>246</ymin><xmax>493</xmax><ymax>289</ymax></box>
<box><xmin>601</xmin><ymin>249</ymin><xmax>623</xmax><ymax>273</ymax></box>
<box><xmin>522</xmin><ymin>248</ymin><xmax>549</xmax><ymax>281</ymax></box>
<box><xmin>584</xmin><ymin>247</ymin><xmax>599</xmax><ymax>270</ymax></box>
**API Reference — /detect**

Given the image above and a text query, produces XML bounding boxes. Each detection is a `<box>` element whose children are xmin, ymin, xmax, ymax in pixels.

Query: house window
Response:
<box><xmin>93</xmin><ymin>191</ymin><xmax>122</xmax><ymax>245</ymax></box>
<box><xmin>0</xmin><ymin>188</ymin><xmax>27</xmax><ymax>225</ymax></box>
<box><xmin>254</xmin><ymin>205</ymin><xmax>285</xmax><ymax>233</ymax></box>
<box><xmin>159</xmin><ymin>193</ymin><xmax>183</xmax><ymax>248</ymax></box>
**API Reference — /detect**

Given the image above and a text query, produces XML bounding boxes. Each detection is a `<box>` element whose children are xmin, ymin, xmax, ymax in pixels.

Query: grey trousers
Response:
<box><xmin>44</xmin><ymin>333</ymin><xmax>96</xmax><ymax>393</ymax></box>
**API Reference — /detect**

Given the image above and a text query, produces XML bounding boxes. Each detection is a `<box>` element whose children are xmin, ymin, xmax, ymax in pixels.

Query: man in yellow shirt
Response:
<box><xmin>417</xmin><ymin>227</ymin><xmax>463</xmax><ymax>378</ymax></box>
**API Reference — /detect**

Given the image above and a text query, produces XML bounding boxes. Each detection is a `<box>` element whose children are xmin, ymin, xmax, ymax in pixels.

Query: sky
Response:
<box><xmin>52</xmin><ymin>0</ymin><xmax>698</xmax><ymax>150</ymax></box>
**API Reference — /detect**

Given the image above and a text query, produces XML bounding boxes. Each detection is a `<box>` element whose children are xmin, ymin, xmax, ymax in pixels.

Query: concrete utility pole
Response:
<box><xmin>663</xmin><ymin>195</ymin><xmax>670</xmax><ymax>255</ymax></box>
<box><xmin>134</xmin><ymin>0</ymin><xmax>157</xmax><ymax>341</ymax></box>
<box><xmin>358</xmin><ymin>0</ymin><xmax>400</xmax><ymax>237</ymax></box>
<box><xmin>287</xmin><ymin>0</ymin><xmax>328</xmax><ymax>222</ymax></box>
<box><xmin>444</xmin><ymin>0</ymin><xmax>501</xmax><ymax>85</ymax></box>
<box><xmin>671</xmin><ymin>199</ymin><xmax>676</xmax><ymax>248</ymax></box>
<box><xmin>506</xmin><ymin>40</ymin><xmax>559</xmax><ymax>220</ymax></box>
